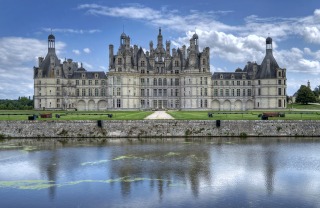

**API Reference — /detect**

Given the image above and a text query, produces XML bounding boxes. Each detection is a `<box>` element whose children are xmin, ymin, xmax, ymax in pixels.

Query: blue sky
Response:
<box><xmin>1</xmin><ymin>0</ymin><xmax>320</xmax><ymax>99</ymax></box>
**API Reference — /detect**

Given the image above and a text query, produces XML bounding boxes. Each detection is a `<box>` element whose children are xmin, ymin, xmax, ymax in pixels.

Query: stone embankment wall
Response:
<box><xmin>0</xmin><ymin>120</ymin><xmax>320</xmax><ymax>138</ymax></box>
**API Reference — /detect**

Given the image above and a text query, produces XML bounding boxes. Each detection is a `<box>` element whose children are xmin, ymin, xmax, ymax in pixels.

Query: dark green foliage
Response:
<box><xmin>0</xmin><ymin>97</ymin><xmax>33</xmax><ymax>110</ymax></box>
<box><xmin>296</xmin><ymin>85</ymin><xmax>317</xmax><ymax>105</ymax></box>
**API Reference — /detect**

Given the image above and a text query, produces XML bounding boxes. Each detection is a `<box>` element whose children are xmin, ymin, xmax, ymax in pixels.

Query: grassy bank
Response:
<box><xmin>0</xmin><ymin>110</ymin><xmax>153</xmax><ymax>121</ymax></box>
<box><xmin>167</xmin><ymin>111</ymin><xmax>320</xmax><ymax>120</ymax></box>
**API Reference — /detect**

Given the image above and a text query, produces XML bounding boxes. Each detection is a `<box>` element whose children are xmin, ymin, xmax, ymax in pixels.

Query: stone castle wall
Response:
<box><xmin>0</xmin><ymin>120</ymin><xmax>319</xmax><ymax>138</ymax></box>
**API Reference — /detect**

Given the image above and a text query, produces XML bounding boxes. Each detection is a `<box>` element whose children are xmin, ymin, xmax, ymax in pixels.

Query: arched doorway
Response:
<box><xmin>234</xmin><ymin>100</ymin><xmax>242</xmax><ymax>111</ymax></box>
<box><xmin>223</xmin><ymin>100</ymin><xmax>231</xmax><ymax>111</ymax></box>
<box><xmin>77</xmin><ymin>100</ymin><xmax>86</xmax><ymax>111</ymax></box>
<box><xmin>212</xmin><ymin>100</ymin><xmax>220</xmax><ymax>111</ymax></box>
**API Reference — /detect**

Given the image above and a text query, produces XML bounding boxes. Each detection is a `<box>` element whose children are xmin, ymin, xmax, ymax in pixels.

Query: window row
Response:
<box><xmin>75</xmin><ymin>80</ymin><xmax>106</xmax><ymax>86</ymax></box>
<box><xmin>214</xmin><ymin>89</ymin><xmax>252</xmax><ymax>97</ymax></box>
<box><xmin>76</xmin><ymin>88</ymin><xmax>106</xmax><ymax>97</ymax></box>
<box><xmin>214</xmin><ymin>80</ymin><xmax>251</xmax><ymax>86</ymax></box>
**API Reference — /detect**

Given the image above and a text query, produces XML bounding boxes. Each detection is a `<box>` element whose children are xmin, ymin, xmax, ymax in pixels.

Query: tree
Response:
<box><xmin>296</xmin><ymin>85</ymin><xmax>317</xmax><ymax>104</ymax></box>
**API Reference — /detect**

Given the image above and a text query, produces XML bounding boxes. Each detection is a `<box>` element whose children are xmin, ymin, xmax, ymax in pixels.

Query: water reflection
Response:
<box><xmin>0</xmin><ymin>138</ymin><xmax>320</xmax><ymax>208</ymax></box>
<box><xmin>107</xmin><ymin>143</ymin><xmax>211</xmax><ymax>198</ymax></box>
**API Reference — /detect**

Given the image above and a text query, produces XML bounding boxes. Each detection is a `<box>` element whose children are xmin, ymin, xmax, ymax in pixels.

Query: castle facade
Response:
<box><xmin>33</xmin><ymin>29</ymin><xmax>286</xmax><ymax>111</ymax></box>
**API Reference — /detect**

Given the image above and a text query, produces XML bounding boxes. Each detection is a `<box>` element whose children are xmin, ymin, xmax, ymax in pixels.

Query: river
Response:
<box><xmin>0</xmin><ymin>137</ymin><xmax>319</xmax><ymax>207</ymax></box>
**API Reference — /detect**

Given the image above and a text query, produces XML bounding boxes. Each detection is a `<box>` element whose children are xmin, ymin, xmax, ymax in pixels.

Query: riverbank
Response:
<box><xmin>0</xmin><ymin>120</ymin><xmax>320</xmax><ymax>138</ymax></box>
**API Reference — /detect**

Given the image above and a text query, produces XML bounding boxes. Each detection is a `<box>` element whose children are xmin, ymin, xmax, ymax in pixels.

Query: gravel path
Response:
<box><xmin>144</xmin><ymin>111</ymin><xmax>174</xmax><ymax>119</ymax></box>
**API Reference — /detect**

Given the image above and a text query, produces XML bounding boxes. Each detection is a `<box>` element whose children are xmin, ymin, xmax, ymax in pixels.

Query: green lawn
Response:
<box><xmin>167</xmin><ymin>111</ymin><xmax>320</xmax><ymax>120</ymax></box>
<box><xmin>1</xmin><ymin>109</ymin><xmax>320</xmax><ymax>121</ymax></box>
<box><xmin>288</xmin><ymin>103</ymin><xmax>320</xmax><ymax>110</ymax></box>
<box><xmin>0</xmin><ymin>110</ymin><xmax>153</xmax><ymax>121</ymax></box>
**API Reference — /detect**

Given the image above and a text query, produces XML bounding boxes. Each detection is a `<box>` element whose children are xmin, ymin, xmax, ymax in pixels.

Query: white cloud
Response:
<box><xmin>0</xmin><ymin>37</ymin><xmax>65</xmax><ymax>99</ymax></box>
<box><xmin>72</xmin><ymin>49</ymin><xmax>80</xmax><ymax>55</ymax></box>
<box><xmin>83</xmin><ymin>62</ymin><xmax>93</xmax><ymax>70</ymax></box>
<box><xmin>83</xmin><ymin>48</ymin><xmax>91</xmax><ymax>53</ymax></box>
<box><xmin>303</xmin><ymin>26</ymin><xmax>320</xmax><ymax>44</ymax></box>
<box><xmin>42</xmin><ymin>28</ymin><xmax>101</xmax><ymax>34</ymax></box>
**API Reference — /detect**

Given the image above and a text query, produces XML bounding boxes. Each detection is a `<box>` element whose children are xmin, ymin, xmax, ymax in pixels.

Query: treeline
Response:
<box><xmin>0</xmin><ymin>97</ymin><xmax>33</xmax><ymax>110</ymax></box>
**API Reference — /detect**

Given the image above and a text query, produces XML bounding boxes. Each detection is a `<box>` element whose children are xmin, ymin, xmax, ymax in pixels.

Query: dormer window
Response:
<box><xmin>242</xmin><ymin>74</ymin><xmax>246</xmax><ymax>79</ymax></box>
<box><xmin>220</xmin><ymin>75</ymin><xmax>223</xmax><ymax>79</ymax></box>
<box><xmin>278</xmin><ymin>71</ymin><xmax>282</xmax><ymax>77</ymax></box>
<box><xmin>95</xmin><ymin>74</ymin><xmax>98</xmax><ymax>78</ymax></box>
<box><xmin>231</xmin><ymin>74</ymin><xmax>234</xmax><ymax>79</ymax></box>
<box><xmin>141</xmin><ymin>60</ymin><xmax>145</xmax><ymax>67</ymax></box>
<box><xmin>82</xmin><ymin>73</ymin><xmax>85</xmax><ymax>78</ymax></box>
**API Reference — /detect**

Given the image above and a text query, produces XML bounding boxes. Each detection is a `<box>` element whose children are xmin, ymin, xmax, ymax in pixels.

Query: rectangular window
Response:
<box><xmin>57</xmin><ymin>79</ymin><xmax>60</xmax><ymax>84</ymax></box>
<box><xmin>226</xmin><ymin>81</ymin><xmax>229</xmax><ymax>85</ymax></box>
<box><xmin>214</xmin><ymin>81</ymin><xmax>218</xmax><ymax>85</ymax></box>
<box><xmin>232</xmin><ymin>89</ymin><xmax>235</xmax><ymax>96</ymax></box>
<box><xmin>117</xmin><ymin>58</ymin><xmax>122</xmax><ymax>65</ymax></box>
<box><xmin>141</xmin><ymin>89</ymin><xmax>145</xmax><ymax>97</ymax></box>
<box><xmin>258</xmin><ymin>80</ymin><xmax>261</xmax><ymax>85</ymax></box>
<box><xmin>214</xmin><ymin>89</ymin><xmax>218</xmax><ymax>96</ymax></box>
<box><xmin>200</xmin><ymin>77</ymin><xmax>203</xmax><ymax>85</ymax></box>
<box><xmin>141</xmin><ymin>100</ymin><xmax>145</xmax><ymax>107</ymax></box>
<box><xmin>141</xmin><ymin>78</ymin><xmax>145</xmax><ymax>85</ymax></box>
<box><xmin>117</xmin><ymin>88</ymin><xmax>121</xmax><ymax>96</ymax></box>
<box><xmin>204</xmin><ymin>77</ymin><xmax>208</xmax><ymax>85</ymax></box>
<box><xmin>204</xmin><ymin>88</ymin><xmax>208</xmax><ymax>96</ymax></box>
<box><xmin>171</xmin><ymin>89</ymin><xmax>173</xmax><ymax>96</ymax></box>
<box><xmin>248</xmin><ymin>81</ymin><xmax>251</xmax><ymax>86</ymax></box>
<box><xmin>278</xmin><ymin>88</ymin><xmax>282</xmax><ymax>95</ymax></box>
<box><xmin>175</xmin><ymin>78</ymin><xmax>179</xmax><ymax>86</ymax></box>
<box><xmin>278</xmin><ymin>99</ymin><xmax>282</xmax><ymax>107</ymax></box>
<box><xmin>95</xmin><ymin>88</ymin><xmax>99</xmax><ymax>96</ymax></box>
<box><xmin>88</xmin><ymin>89</ymin><xmax>92</xmax><ymax>96</ymax></box>
<box><xmin>220</xmin><ymin>80</ymin><xmax>223</xmax><ymax>86</ymax></box>
<box><xmin>153</xmin><ymin>89</ymin><xmax>157</xmax><ymax>97</ymax></box>
<box><xmin>226</xmin><ymin>89</ymin><xmax>230</xmax><ymax>96</ymax></box>
<box><xmin>258</xmin><ymin>88</ymin><xmax>261</xmax><ymax>96</ymax></box>
<box><xmin>89</xmin><ymin>80</ymin><xmax>92</xmax><ymax>85</ymax></box>
<box><xmin>101</xmin><ymin>88</ymin><xmax>106</xmax><ymax>96</ymax></box>
<box><xmin>95</xmin><ymin>80</ymin><xmax>99</xmax><ymax>85</ymax></box>
<box><xmin>237</xmin><ymin>81</ymin><xmax>240</xmax><ymax>86</ymax></box>
<box><xmin>237</xmin><ymin>89</ymin><xmax>240</xmax><ymax>96</ymax></box>
<box><xmin>76</xmin><ymin>89</ymin><xmax>79</xmax><ymax>96</ymax></box>
<box><xmin>82</xmin><ymin>89</ymin><xmax>86</xmax><ymax>96</ymax></box>
<box><xmin>159</xmin><ymin>89</ymin><xmax>162</xmax><ymax>97</ymax></box>
<box><xmin>204</xmin><ymin>100</ymin><xmax>208</xmax><ymax>108</ymax></box>
<box><xmin>117</xmin><ymin>99</ymin><xmax>121</xmax><ymax>108</ymax></box>
<box><xmin>101</xmin><ymin>80</ymin><xmax>105</xmax><ymax>85</ymax></box>
<box><xmin>76</xmin><ymin>80</ymin><xmax>79</xmax><ymax>85</ymax></box>
<box><xmin>248</xmin><ymin>89</ymin><xmax>252</xmax><ymax>96</ymax></box>
<box><xmin>175</xmin><ymin>89</ymin><xmax>179</xmax><ymax>96</ymax></box>
<box><xmin>243</xmin><ymin>89</ymin><xmax>246</xmax><ymax>96</ymax></box>
<box><xmin>220</xmin><ymin>89</ymin><xmax>223</xmax><ymax>96</ymax></box>
<box><xmin>278</xmin><ymin>80</ymin><xmax>281</xmax><ymax>85</ymax></box>
<box><xmin>82</xmin><ymin>80</ymin><xmax>86</xmax><ymax>85</ymax></box>
<box><xmin>117</xmin><ymin>77</ymin><xmax>121</xmax><ymax>84</ymax></box>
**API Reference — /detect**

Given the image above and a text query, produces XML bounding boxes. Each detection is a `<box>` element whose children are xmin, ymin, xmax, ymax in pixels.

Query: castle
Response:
<box><xmin>33</xmin><ymin>29</ymin><xmax>287</xmax><ymax>111</ymax></box>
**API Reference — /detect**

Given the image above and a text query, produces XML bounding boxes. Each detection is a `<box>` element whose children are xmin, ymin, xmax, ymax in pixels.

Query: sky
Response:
<box><xmin>1</xmin><ymin>0</ymin><xmax>320</xmax><ymax>99</ymax></box>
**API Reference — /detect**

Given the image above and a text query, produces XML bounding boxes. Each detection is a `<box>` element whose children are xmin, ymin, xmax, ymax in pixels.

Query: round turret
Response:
<box><xmin>48</xmin><ymin>34</ymin><xmax>55</xmax><ymax>40</ymax></box>
<box><xmin>121</xmin><ymin>32</ymin><xmax>126</xmax><ymax>38</ymax></box>
<box><xmin>192</xmin><ymin>33</ymin><xmax>199</xmax><ymax>39</ymax></box>
<box><xmin>266</xmin><ymin>37</ymin><xmax>272</xmax><ymax>44</ymax></box>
